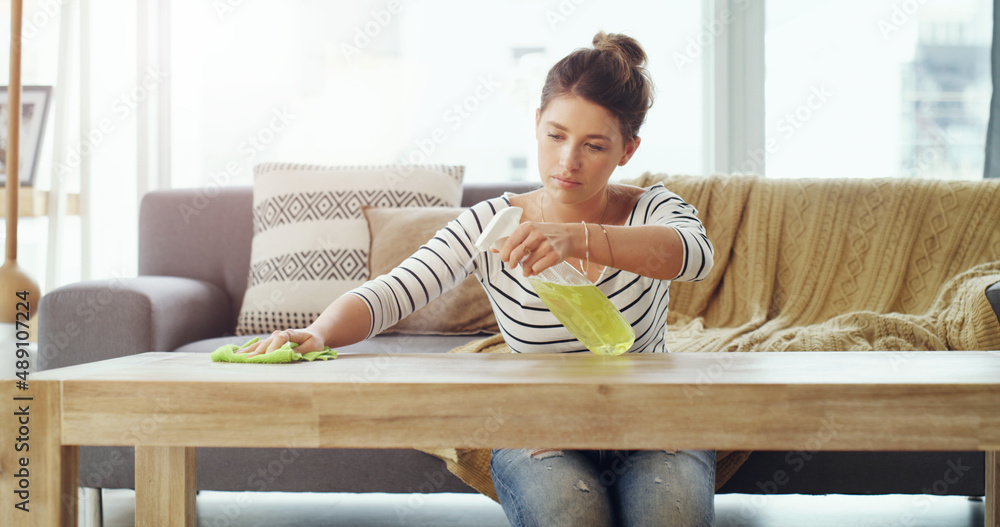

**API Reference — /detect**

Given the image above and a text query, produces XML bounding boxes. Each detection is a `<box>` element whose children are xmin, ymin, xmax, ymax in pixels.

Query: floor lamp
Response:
<box><xmin>1</xmin><ymin>0</ymin><xmax>42</xmax><ymax>325</ymax></box>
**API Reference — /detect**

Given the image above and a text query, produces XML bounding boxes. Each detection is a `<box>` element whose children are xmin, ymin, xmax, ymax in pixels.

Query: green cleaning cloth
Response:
<box><xmin>210</xmin><ymin>337</ymin><xmax>337</xmax><ymax>363</ymax></box>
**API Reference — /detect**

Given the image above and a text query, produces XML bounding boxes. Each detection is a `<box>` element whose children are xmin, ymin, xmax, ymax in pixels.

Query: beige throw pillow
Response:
<box><xmin>364</xmin><ymin>206</ymin><xmax>499</xmax><ymax>335</ymax></box>
<box><xmin>236</xmin><ymin>163</ymin><xmax>464</xmax><ymax>335</ymax></box>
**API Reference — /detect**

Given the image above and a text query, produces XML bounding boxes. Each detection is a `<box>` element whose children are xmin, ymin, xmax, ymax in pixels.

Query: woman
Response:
<box><xmin>238</xmin><ymin>31</ymin><xmax>715</xmax><ymax>526</ymax></box>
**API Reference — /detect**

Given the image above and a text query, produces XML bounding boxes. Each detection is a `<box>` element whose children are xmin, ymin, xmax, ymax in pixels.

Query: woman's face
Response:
<box><xmin>535</xmin><ymin>95</ymin><xmax>640</xmax><ymax>205</ymax></box>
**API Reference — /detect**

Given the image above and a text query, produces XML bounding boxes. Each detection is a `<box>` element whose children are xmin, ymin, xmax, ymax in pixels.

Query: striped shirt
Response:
<box><xmin>349</xmin><ymin>183</ymin><xmax>714</xmax><ymax>353</ymax></box>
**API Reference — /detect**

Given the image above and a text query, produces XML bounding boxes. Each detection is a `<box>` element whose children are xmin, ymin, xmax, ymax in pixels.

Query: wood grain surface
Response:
<box><xmin>31</xmin><ymin>351</ymin><xmax>1000</xmax><ymax>451</ymax></box>
<box><xmin>10</xmin><ymin>351</ymin><xmax>1000</xmax><ymax>527</ymax></box>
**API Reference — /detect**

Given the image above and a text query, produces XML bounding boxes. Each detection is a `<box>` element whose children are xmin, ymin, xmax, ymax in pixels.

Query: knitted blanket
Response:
<box><xmin>654</xmin><ymin>173</ymin><xmax>1000</xmax><ymax>354</ymax></box>
<box><xmin>421</xmin><ymin>173</ymin><xmax>1000</xmax><ymax>501</ymax></box>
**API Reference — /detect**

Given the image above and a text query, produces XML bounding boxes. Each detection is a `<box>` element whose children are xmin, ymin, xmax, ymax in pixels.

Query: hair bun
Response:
<box><xmin>539</xmin><ymin>31</ymin><xmax>654</xmax><ymax>141</ymax></box>
<box><xmin>592</xmin><ymin>31</ymin><xmax>647</xmax><ymax>68</ymax></box>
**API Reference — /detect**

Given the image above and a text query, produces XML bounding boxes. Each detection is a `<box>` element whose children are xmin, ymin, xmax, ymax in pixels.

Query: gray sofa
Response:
<box><xmin>39</xmin><ymin>182</ymin><xmax>992</xmax><ymax>507</ymax></box>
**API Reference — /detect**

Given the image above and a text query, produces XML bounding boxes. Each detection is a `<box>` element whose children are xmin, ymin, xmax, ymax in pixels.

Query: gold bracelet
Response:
<box><xmin>598</xmin><ymin>224</ymin><xmax>614</xmax><ymax>268</ymax></box>
<box><xmin>580</xmin><ymin>221</ymin><xmax>590</xmax><ymax>276</ymax></box>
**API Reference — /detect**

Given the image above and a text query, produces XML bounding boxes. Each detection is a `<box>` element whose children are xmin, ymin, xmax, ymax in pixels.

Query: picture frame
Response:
<box><xmin>0</xmin><ymin>85</ymin><xmax>53</xmax><ymax>187</ymax></box>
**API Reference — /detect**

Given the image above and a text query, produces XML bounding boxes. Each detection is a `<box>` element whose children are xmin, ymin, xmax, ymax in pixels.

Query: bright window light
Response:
<box><xmin>170</xmin><ymin>0</ymin><xmax>703</xmax><ymax>188</ymax></box>
<box><xmin>764</xmin><ymin>0</ymin><xmax>992</xmax><ymax>180</ymax></box>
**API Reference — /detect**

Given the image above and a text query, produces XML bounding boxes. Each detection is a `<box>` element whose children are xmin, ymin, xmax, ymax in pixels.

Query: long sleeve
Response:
<box><xmin>639</xmin><ymin>184</ymin><xmax>714</xmax><ymax>282</ymax></box>
<box><xmin>347</xmin><ymin>199</ymin><xmax>504</xmax><ymax>339</ymax></box>
<box><xmin>347</xmin><ymin>185</ymin><xmax>712</xmax><ymax>353</ymax></box>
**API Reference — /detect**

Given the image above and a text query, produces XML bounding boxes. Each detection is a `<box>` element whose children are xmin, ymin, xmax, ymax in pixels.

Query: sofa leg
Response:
<box><xmin>79</xmin><ymin>487</ymin><xmax>103</xmax><ymax>527</ymax></box>
<box><xmin>988</xmin><ymin>450</ymin><xmax>998</xmax><ymax>527</ymax></box>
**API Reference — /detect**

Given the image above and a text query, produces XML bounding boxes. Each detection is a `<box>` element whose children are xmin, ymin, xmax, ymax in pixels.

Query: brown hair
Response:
<box><xmin>539</xmin><ymin>31</ymin><xmax>655</xmax><ymax>142</ymax></box>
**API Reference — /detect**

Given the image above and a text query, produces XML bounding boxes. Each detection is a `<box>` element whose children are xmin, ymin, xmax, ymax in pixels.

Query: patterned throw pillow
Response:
<box><xmin>363</xmin><ymin>206</ymin><xmax>500</xmax><ymax>335</ymax></box>
<box><xmin>235</xmin><ymin>162</ymin><xmax>464</xmax><ymax>335</ymax></box>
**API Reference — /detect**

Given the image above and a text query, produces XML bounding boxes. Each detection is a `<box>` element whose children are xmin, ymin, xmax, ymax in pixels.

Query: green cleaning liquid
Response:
<box><xmin>474</xmin><ymin>206</ymin><xmax>635</xmax><ymax>356</ymax></box>
<box><xmin>530</xmin><ymin>279</ymin><xmax>635</xmax><ymax>356</ymax></box>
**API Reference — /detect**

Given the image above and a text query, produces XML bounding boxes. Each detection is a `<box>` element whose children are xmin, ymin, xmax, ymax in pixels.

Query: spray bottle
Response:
<box><xmin>475</xmin><ymin>207</ymin><xmax>635</xmax><ymax>355</ymax></box>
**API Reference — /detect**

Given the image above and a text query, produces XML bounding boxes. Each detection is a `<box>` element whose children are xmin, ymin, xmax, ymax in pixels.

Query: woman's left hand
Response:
<box><xmin>493</xmin><ymin>221</ymin><xmax>582</xmax><ymax>276</ymax></box>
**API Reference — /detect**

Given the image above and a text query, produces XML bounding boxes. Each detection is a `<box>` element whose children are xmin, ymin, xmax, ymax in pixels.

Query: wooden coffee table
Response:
<box><xmin>4</xmin><ymin>350</ymin><xmax>999</xmax><ymax>526</ymax></box>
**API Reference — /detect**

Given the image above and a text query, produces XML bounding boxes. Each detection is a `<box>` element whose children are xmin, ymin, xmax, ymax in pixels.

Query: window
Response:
<box><xmin>170</xmin><ymin>0</ymin><xmax>704</xmax><ymax>188</ymax></box>
<box><xmin>9</xmin><ymin>1</ymin><xmax>995</xmax><ymax>292</ymax></box>
<box><xmin>764</xmin><ymin>0</ymin><xmax>991</xmax><ymax>180</ymax></box>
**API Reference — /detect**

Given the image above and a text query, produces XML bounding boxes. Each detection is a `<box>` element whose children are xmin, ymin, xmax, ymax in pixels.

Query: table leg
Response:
<box><xmin>134</xmin><ymin>446</ymin><xmax>196</xmax><ymax>527</ymax></box>
<box><xmin>988</xmin><ymin>450</ymin><xmax>998</xmax><ymax>527</ymax></box>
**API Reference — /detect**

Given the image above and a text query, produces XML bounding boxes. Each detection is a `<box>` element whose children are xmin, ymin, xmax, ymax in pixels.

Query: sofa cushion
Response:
<box><xmin>236</xmin><ymin>163</ymin><xmax>464</xmax><ymax>335</ymax></box>
<box><xmin>364</xmin><ymin>206</ymin><xmax>500</xmax><ymax>335</ymax></box>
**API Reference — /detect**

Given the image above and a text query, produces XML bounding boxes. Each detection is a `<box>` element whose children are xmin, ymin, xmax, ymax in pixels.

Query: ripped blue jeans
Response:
<box><xmin>490</xmin><ymin>448</ymin><xmax>715</xmax><ymax>527</ymax></box>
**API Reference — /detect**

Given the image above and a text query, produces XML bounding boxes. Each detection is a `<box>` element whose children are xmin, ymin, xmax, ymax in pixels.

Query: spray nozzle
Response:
<box><xmin>474</xmin><ymin>206</ymin><xmax>523</xmax><ymax>253</ymax></box>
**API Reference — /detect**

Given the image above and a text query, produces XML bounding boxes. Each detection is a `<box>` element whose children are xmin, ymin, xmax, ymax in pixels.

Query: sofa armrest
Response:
<box><xmin>38</xmin><ymin>276</ymin><xmax>232</xmax><ymax>370</ymax></box>
<box><xmin>988</xmin><ymin>280</ymin><xmax>1000</xmax><ymax>325</ymax></box>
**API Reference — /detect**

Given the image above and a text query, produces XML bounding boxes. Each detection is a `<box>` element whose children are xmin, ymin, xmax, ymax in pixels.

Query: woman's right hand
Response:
<box><xmin>496</xmin><ymin>221</ymin><xmax>581</xmax><ymax>277</ymax></box>
<box><xmin>235</xmin><ymin>328</ymin><xmax>325</xmax><ymax>358</ymax></box>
